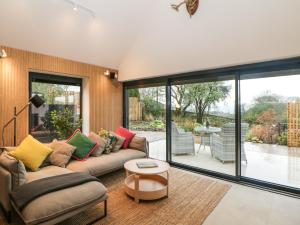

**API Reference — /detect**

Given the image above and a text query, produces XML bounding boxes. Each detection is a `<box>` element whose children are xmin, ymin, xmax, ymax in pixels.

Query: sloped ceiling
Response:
<box><xmin>1</xmin><ymin>0</ymin><xmax>300</xmax><ymax>81</ymax></box>
<box><xmin>0</xmin><ymin>0</ymin><xmax>153</xmax><ymax>70</ymax></box>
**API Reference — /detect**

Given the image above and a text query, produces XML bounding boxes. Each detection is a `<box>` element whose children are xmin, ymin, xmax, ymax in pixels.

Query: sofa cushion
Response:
<box><xmin>129</xmin><ymin>136</ymin><xmax>148</xmax><ymax>153</ymax></box>
<box><xmin>9</xmin><ymin>135</ymin><xmax>53</xmax><ymax>171</ymax></box>
<box><xmin>67</xmin><ymin>129</ymin><xmax>98</xmax><ymax>161</ymax></box>
<box><xmin>0</xmin><ymin>151</ymin><xmax>27</xmax><ymax>189</ymax></box>
<box><xmin>87</xmin><ymin>132</ymin><xmax>106</xmax><ymax>156</ymax></box>
<box><xmin>110</xmin><ymin>132</ymin><xmax>125</xmax><ymax>152</ymax></box>
<box><xmin>66</xmin><ymin>149</ymin><xmax>146</xmax><ymax>176</ymax></box>
<box><xmin>26</xmin><ymin>166</ymin><xmax>73</xmax><ymax>183</ymax></box>
<box><xmin>48</xmin><ymin>139</ymin><xmax>76</xmax><ymax>168</ymax></box>
<box><xmin>21</xmin><ymin>181</ymin><xmax>107</xmax><ymax>225</ymax></box>
<box><xmin>115</xmin><ymin>127</ymin><xmax>135</xmax><ymax>148</ymax></box>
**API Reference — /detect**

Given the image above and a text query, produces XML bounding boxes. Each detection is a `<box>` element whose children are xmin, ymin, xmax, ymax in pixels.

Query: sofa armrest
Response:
<box><xmin>0</xmin><ymin>166</ymin><xmax>12</xmax><ymax>213</ymax></box>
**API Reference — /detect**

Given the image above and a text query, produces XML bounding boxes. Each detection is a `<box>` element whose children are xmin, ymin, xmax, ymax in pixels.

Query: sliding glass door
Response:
<box><xmin>127</xmin><ymin>86</ymin><xmax>166</xmax><ymax>161</ymax></box>
<box><xmin>241</xmin><ymin>70</ymin><xmax>300</xmax><ymax>189</ymax></box>
<box><xmin>124</xmin><ymin>58</ymin><xmax>300</xmax><ymax>194</ymax></box>
<box><xmin>171</xmin><ymin>77</ymin><xmax>237</xmax><ymax>175</ymax></box>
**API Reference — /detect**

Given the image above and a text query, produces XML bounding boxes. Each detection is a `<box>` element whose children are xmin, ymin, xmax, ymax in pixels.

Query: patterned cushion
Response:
<box><xmin>98</xmin><ymin>129</ymin><xmax>117</xmax><ymax>154</ymax></box>
<box><xmin>110</xmin><ymin>132</ymin><xmax>125</xmax><ymax>152</ymax></box>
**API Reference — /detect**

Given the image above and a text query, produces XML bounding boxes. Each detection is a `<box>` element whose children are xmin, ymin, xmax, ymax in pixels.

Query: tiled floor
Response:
<box><xmin>203</xmin><ymin>181</ymin><xmax>300</xmax><ymax>225</ymax></box>
<box><xmin>135</xmin><ymin>131</ymin><xmax>300</xmax><ymax>189</ymax></box>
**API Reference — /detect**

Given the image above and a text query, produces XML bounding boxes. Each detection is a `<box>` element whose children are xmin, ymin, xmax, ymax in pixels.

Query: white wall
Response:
<box><xmin>118</xmin><ymin>0</ymin><xmax>300</xmax><ymax>81</ymax></box>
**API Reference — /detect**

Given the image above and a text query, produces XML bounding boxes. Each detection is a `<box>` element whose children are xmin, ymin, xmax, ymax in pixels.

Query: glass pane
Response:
<box><xmin>171</xmin><ymin>79</ymin><xmax>236</xmax><ymax>175</ymax></box>
<box><xmin>128</xmin><ymin>86</ymin><xmax>166</xmax><ymax>161</ymax></box>
<box><xmin>241</xmin><ymin>74</ymin><xmax>300</xmax><ymax>189</ymax></box>
<box><xmin>30</xmin><ymin>82</ymin><xmax>81</xmax><ymax>142</ymax></box>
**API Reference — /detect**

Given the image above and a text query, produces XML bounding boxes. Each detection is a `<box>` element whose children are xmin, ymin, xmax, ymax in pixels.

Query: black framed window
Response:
<box><xmin>29</xmin><ymin>72</ymin><xmax>82</xmax><ymax>142</ymax></box>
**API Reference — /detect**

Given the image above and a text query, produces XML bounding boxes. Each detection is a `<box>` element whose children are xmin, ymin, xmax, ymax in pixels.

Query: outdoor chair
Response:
<box><xmin>171</xmin><ymin>122</ymin><xmax>195</xmax><ymax>155</ymax></box>
<box><xmin>211</xmin><ymin>123</ymin><xmax>249</xmax><ymax>163</ymax></box>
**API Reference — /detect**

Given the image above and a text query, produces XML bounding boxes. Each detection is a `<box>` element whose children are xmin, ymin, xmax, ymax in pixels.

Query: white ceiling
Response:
<box><xmin>1</xmin><ymin>0</ymin><xmax>300</xmax><ymax>81</ymax></box>
<box><xmin>0</xmin><ymin>0</ymin><xmax>154</xmax><ymax>69</ymax></box>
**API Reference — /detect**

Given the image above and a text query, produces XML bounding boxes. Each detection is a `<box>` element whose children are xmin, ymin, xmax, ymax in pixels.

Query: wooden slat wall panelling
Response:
<box><xmin>0</xmin><ymin>46</ymin><xmax>122</xmax><ymax>146</ymax></box>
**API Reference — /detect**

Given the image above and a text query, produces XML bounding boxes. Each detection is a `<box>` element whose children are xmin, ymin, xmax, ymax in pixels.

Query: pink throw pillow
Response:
<box><xmin>115</xmin><ymin>127</ymin><xmax>135</xmax><ymax>149</ymax></box>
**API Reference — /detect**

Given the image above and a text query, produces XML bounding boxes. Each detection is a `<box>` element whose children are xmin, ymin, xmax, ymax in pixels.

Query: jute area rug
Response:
<box><xmin>61</xmin><ymin>167</ymin><xmax>230</xmax><ymax>225</ymax></box>
<box><xmin>0</xmin><ymin>168</ymin><xmax>230</xmax><ymax>225</ymax></box>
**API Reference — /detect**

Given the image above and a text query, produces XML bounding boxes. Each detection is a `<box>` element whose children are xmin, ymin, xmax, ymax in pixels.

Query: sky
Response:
<box><xmin>212</xmin><ymin>74</ymin><xmax>300</xmax><ymax>114</ymax></box>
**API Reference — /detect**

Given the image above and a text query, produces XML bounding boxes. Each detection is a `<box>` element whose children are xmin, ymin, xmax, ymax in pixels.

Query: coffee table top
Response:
<box><xmin>124</xmin><ymin>158</ymin><xmax>170</xmax><ymax>175</ymax></box>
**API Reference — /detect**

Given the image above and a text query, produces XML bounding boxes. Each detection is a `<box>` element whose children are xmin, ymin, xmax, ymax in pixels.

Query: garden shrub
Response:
<box><xmin>277</xmin><ymin>133</ymin><xmax>288</xmax><ymax>145</ymax></box>
<box><xmin>142</xmin><ymin>97</ymin><xmax>164</xmax><ymax>119</ymax></box>
<box><xmin>249</xmin><ymin>124</ymin><xmax>278</xmax><ymax>144</ymax></box>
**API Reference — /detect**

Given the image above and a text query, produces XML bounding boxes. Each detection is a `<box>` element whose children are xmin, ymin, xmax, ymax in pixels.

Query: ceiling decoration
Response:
<box><xmin>171</xmin><ymin>0</ymin><xmax>199</xmax><ymax>17</ymax></box>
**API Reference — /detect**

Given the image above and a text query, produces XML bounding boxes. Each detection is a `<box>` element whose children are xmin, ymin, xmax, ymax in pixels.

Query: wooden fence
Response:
<box><xmin>129</xmin><ymin>97</ymin><xmax>143</xmax><ymax>121</ymax></box>
<box><xmin>288</xmin><ymin>102</ymin><xmax>300</xmax><ymax>147</ymax></box>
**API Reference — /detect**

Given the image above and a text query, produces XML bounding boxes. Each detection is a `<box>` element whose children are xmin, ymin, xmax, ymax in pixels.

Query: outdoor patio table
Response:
<box><xmin>194</xmin><ymin>127</ymin><xmax>222</xmax><ymax>155</ymax></box>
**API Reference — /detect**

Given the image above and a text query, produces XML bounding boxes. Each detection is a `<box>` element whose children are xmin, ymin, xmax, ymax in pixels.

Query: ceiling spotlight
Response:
<box><xmin>73</xmin><ymin>4</ymin><xmax>78</xmax><ymax>11</ymax></box>
<box><xmin>0</xmin><ymin>49</ymin><xmax>7</xmax><ymax>58</ymax></box>
<box><xmin>65</xmin><ymin>0</ymin><xmax>95</xmax><ymax>18</ymax></box>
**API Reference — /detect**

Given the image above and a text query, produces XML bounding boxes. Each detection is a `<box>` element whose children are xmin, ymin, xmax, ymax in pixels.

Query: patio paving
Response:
<box><xmin>135</xmin><ymin>131</ymin><xmax>300</xmax><ymax>189</ymax></box>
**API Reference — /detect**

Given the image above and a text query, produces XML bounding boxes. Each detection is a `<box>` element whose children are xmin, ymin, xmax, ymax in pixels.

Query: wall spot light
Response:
<box><xmin>104</xmin><ymin>70</ymin><xmax>118</xmax><ymax>80</ymax></box>
<box><xmin>0</xmin><ymin>49</ymin><xmax>7</xmax><ymax>58</ymax></box>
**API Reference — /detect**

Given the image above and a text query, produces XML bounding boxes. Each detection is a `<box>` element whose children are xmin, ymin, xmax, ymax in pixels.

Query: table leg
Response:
<box><xmin>166</xmin><ymin>171</ymin><xmax>169</xmax><ymax>198</ymax></box>
<box><xmin>134</xmin><ymin>174</ymin><xmax>140</xmax><ymax>203</ymax></box>
<box><xmin>125</xmin><ymin>169</ymin><xmax>129</xmax><ymax>177</ymax></box>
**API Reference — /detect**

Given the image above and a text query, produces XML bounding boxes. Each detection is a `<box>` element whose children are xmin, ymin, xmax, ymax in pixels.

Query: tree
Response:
<box><xmin>242</xmin><ymin>93</ymin><xmax>287</xmax><ymax>125</ymax></box>
<box><xmin>171</xmin><ymin>85</ymin><xmax>191</xmax><ymax>116</ymax></box>
<box><xmin>128</xmin><ymin>89</ymin><xmax>140</xmax><ymax>99</ymax></box>
<box><xmin>50</xmin><ymin>108</ymin><xmax>82</xmax><ymax>139</ymax></box>
<box><xmin>32</xmin><ymin>83</ymin><xmax>65</xmax><ymax>104</ymax></box>
<box><xmin>186</xmin><ymin>82</ymin><xmax>231</xmax><ymax>124</ymax></box>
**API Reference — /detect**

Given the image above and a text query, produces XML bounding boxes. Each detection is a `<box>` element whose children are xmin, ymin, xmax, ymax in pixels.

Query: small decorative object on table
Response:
<box><xmin>136</xmin><ymin>161</ymin><xmax>158</xmax><ymax>168</ymax></box>
<box><xmin>206</xmin><ymin>119</ymin><xmax>210</xmax><ymax>129</ymax></box>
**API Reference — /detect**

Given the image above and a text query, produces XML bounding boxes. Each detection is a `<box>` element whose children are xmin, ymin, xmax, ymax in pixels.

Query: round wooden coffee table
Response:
<box><xmin>124</xmin><ymin>158</ymin><xmax>170</xmax><ymax>203</ymax></box>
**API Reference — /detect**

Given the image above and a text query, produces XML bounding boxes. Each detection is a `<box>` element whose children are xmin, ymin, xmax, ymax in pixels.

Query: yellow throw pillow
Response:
<box><xmin>9</xmin><ymin>135</ymin><xmax>53</xmax><ymax>171</ymax></box>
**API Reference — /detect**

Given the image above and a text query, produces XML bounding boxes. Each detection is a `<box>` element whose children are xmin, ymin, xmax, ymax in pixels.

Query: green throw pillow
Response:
<box><xmin>68</xmin><ymin>130</ymin><xmax>97</xmax><ymax>160</ymax></box>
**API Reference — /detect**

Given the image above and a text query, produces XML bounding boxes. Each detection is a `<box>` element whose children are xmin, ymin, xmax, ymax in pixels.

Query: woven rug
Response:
<box><xmin>0</xmin><ymin>168</ymin><xmax>230</xmax><ymax>225</ymax></box>
<box><xmin>60</xmin><ymin>168</ymin><xmax>230</xmax><ymax>225</ymax></box>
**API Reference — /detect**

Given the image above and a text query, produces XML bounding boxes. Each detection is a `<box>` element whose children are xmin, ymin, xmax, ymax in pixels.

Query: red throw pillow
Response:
<box><xmin>115</xmin><ymin>127</ymin><xmax>135</xmax><ymax>149</ymax></box>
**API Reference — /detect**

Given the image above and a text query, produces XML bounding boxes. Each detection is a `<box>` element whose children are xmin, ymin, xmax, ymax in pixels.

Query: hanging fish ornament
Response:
<box><xmin>171</xmin><ymin>0</ymin><xmax>199</xmax><ymax>17</ymax></box>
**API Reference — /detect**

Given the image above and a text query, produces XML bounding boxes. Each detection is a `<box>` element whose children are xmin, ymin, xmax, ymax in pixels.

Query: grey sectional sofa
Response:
<box><xmin>0</xmin><ymin>136</ymin><xmax>148</xmax><ymax>225</ymax></box>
